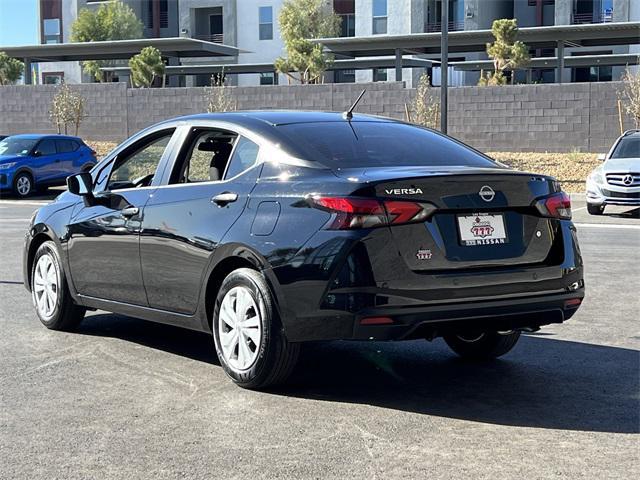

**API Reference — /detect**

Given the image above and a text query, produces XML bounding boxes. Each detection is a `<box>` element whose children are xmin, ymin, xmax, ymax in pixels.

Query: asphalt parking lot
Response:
<box><xmin>0</xmin><ymin>194</ymin><xmax>638</xmax><ymax>479</ymax></box>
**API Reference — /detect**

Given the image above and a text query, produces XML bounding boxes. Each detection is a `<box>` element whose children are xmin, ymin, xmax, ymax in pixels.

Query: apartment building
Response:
<box><xmin>35</xmin><ymin>0</ymin><xmax>639</xmax><ymax>86</ymax></box>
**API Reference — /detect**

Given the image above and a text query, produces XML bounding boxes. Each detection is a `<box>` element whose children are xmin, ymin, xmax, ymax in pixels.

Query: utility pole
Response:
<box><xmin>440</xmin><ymin>0</ymin><xmax>449</xmax><ymax>134</ymax></box>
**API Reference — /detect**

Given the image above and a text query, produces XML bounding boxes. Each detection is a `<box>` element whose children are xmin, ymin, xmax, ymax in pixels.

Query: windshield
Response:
<box><xmin>0</xmin><ymin>138</ymin><xmax>38</xmax><ymax>156</ymax></box>
<box><xmin>277</xmin><ymin>122</ymin><xmax>497</xmax><ymax>169</ymax></box>
<box><xmin>610</xmin><ymin>135</ymin><xmax>640</xmax><ymax>159</ymax></box>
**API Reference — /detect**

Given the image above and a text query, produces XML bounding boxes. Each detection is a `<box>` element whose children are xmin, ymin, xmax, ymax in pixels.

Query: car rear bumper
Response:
<box><xmin>351</xmin><ymin>289</ymin><xmax>583</xmax><ymax>340</ymax></box>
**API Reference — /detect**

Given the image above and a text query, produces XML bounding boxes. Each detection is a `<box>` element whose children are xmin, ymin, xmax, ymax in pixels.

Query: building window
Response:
<box><xmin>372</xmin><ymin>0</ymin><xmax>387</xmax><ymax>35</ymax></box>
<box><xmin>259</xmin><ymin>6</ymin><xmax>273</xmax><ymax>40</ymax></box>
<box><xmin>334</xmin><ymin>0</ymin><xmax>355</xmax><ymax>37</ymax></box>
<box><xmin>42</xmin><ymin>72</ymin><xmax>64</xmax><ymax>85</ymax></box>
<box><xmin>43</xmin><ymin>18</ymin><xmax>61</xmax><ymax>43</ymax></box>
<box><xmin>335</xmin><ymin>69</ymin><xmax>355</xmax><ymax>83</ymax></box>
<box><xmin>373</xmin><ymin>68</ymin><xmax>387</xmax><ymax>82</ymax></box>
<box><xmin>260</xmin><ymin>73</ymin><xmax>278</xmax><ymax>85</ymax></box>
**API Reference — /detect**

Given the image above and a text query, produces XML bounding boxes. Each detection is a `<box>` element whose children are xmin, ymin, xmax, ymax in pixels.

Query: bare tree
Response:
<box><xmin>618</xmin><ymin>62</ymin><xmax>640</xmax><ymax>128</ymax></box>
<box><xmin>49</xmin><ymin>83</ymin><xmax>86</xmax><ymax>135</ymax></box>
<box><xmin>204</xmin><ymin>72</ymin><xmax>236</xmax><ymax>113</ymax></box>
<box><xmin>412</xmin><ymin>73</ymin><xmax>440</xmax><ymax>130</ymax></box>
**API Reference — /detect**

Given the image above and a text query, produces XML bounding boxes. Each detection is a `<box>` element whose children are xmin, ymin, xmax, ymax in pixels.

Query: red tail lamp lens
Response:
<box><xmin>564</xmin><ymin>298</ymin><xmax>582</xmax><ymax>308</ymax></box>
<box><xmin>310</xmin><ymin>196</ymin><xmax>436</xmax><ymax>230</ymax></box>
<box><xmin>537</xmin><ymin>192</ymin><xmax>572</xmax><ymax>220</ymax></box>
<box><xmin>360</xmin><ymin>316</ymin><xmax>394</xmax><ymax>325</ymax></box>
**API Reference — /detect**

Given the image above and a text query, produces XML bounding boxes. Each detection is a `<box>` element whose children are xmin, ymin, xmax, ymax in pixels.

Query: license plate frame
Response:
<box><xmin>457</xmin><ymin>213</ymin><xmax>508</xmax><ymax>246</ymax></box>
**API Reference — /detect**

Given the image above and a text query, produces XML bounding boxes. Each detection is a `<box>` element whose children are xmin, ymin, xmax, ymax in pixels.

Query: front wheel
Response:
<box><xmin>31</xmin><ymin>241</ymin><xmax>86</xmax><ymax>330</ymax></box>
<box><xmin>212</xmin><ymin>268</ymin><xmax>299</xmax><ymax>389</ymax></box>
<box><xmin>587</xmin><ymin>203</ymin><xmax>604</xmax><ymax>215</ymax></box>
<box><xmin>443</xmin><ymin>330</ymin><xmax>521</xmax><ymax>360</ymax></box>
<box><xmin>13</xmin><ymin>172</ymin><xmax>34</xmax><ymax>197</ymax></box>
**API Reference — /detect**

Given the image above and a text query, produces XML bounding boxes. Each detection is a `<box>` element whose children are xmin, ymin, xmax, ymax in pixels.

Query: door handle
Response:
<box><xmin>121</xmin><ymin>206</ymin><xmax>139</xmax><ymax>218</ymax></box>
<box><xmin>211</xmin><ymin>192</ymin><xmax>238</xmax><ymax>206</ymax></box>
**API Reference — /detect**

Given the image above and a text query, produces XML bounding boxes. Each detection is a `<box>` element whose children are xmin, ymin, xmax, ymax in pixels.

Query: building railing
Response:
<box><xmin>572</xmin><ymin>12</ymin><xmax>613</xmax><ymax>24</ymax></box>
<box><xmin>425</xmin><ymin>21</ymin><xmax>465</xmax><ymax>33</ymax></box>
<box><xmin>192</xmin><ymin>34</ymin><xmax>225</xmax><ymax>44</ymax></box>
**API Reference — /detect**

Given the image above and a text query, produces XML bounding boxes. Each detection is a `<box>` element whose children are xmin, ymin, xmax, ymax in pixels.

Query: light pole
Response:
<box><xmin>440</xmin><ymin>0</ymin><xmax>448</xmax><ymax>134</ymax></box>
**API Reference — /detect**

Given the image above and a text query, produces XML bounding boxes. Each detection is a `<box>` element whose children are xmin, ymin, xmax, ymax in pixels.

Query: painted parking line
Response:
<box><xmin>575</xmin><ymin>223</ymin><xmax>640</xmax><ymax>230</ymax></box>
<box><xmin>0</xmin><ymin>201</ymin><xmax>50</xmax><ymax>206</ymax></box>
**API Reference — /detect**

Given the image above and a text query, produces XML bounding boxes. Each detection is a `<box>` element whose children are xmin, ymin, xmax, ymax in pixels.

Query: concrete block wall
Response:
<box><xmin>0</xmin><ymin>81</ymin><xmax>631</xmax><ymax>153</ymax></box>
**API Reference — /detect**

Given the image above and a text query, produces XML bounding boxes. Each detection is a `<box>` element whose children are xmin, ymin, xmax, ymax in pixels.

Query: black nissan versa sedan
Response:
<box><xmin>23</xmin><ymin>111</ymin><xmax>584</xmax><ymax>389</ymax></box>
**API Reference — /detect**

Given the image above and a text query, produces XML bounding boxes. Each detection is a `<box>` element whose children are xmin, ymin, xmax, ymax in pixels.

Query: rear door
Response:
<box><xmin>54</xmin><ymin>139</ymin><xmax>80</xmax><ymax>178</ymax></box>
<box><xmin>139</xmin><ymin>128</ymin><xmax>262</xmax><ymax>314</ymax></box>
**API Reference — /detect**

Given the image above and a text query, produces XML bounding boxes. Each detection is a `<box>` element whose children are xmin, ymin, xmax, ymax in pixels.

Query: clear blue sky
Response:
<box><xmin>0</xmin><ymin>0</ymin><xmax>38</xmax><ymax>46</ymax></box>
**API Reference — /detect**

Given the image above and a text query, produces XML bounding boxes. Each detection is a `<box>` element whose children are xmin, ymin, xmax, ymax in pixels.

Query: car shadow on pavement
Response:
<box><xmin>78</xmin><ymin>313</ymin><xmax>639</xmax><ymax>434</ymax></box>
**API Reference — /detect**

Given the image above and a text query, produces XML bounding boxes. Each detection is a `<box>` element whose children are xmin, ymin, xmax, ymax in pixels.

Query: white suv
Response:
<box><xmin>586</xmin><ymin>130</ymin><xmax>640</xmax><ymax>215</ymax></box>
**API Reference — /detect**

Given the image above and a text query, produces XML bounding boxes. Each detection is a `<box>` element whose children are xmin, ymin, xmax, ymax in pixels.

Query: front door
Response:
<box><xmin>67</xmin><ymin>130</ymin><xmax>176</xmax><ymax>305</ymax></box>
<box><xmin>32</xmin><ymin>138</ymin><xmax>60</xmax><ymax>182</ymax></box>
<box><xmin>140</xmin><ymin>129</ymin><xmax>262</xmax><ymax>314</ymax></box>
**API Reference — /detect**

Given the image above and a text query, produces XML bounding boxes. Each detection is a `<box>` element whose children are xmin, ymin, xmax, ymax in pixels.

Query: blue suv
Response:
<box><xmin>0</xmin><ymin>134</ymin><xmax>97</xmax><ymax>197</ymax></box>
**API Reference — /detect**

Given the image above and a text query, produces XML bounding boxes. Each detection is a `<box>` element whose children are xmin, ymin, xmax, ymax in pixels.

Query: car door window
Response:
<box><xmin>55</xmin><ymin>139</ymin><xmax>77</xmax><ymax>153</ymax></box>
<box><xmin>37</xmin><ymin>139</ymin><xmax>56</xmax><ymax>156</ymax></box>
<box><xmin>170</xmin><ymin>129</ymin><xmax>238</xmax><ymax>184</ymax></box>
<box><xmin>108</xmin><ymin>132</ymin><xmax>173</xmax><ymax>190</ymax></box>
<box><xmin>224</xmin><ymin>136</ymin><xmax>260</xmax><ymax>179</ymax></box>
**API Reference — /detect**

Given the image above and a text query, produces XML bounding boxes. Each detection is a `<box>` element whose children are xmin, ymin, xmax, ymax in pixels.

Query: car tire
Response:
<box><xmin>31</xmin><ymin>241</ymin><xmax>86</xmax><ymax>331</ymax></box>
<box><xmin>212</xmin><ymin>268</ymin><xmax>299</xmax><ymax>389</ymax></box>
<box><xmin>587</xmin><ymin>204</ymin><xmax>604</xmax><ymax>215</ymax></box>
<box><xmin>13</xmin><ymin>171</ymin><xmax>34</xmax><ymax>198</ymax></box>
<box><xmin>443</xmin><ymin>330</ymin><xmax>520</xmax><ymax>360</ymax></box>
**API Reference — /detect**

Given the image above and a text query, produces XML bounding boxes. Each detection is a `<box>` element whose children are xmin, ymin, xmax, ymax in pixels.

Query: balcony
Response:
<box><xmin>572</xmin><ymin>12</ymin><xmax>613</xmax><ymax>24</ymax></box>
<box><xmin>425</xmin><ymin>21</ymin><xmax>465</xmax><ymax>33</ymax></box>
<box><xmin>192</xmin><ymin>34</ymin><xmax>225</xmax><ymax>44</ymax></box>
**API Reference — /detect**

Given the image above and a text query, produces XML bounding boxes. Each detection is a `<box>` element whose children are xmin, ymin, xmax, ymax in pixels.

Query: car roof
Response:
<box><xmin>170</xmin><ymin>110</ymin><xmax>397</xmax><ymax>127</ymax></box>
<box><xmin>5</xmin><ymin>134</ymin><xmax>82</xmax><ymax>141</ymax></box>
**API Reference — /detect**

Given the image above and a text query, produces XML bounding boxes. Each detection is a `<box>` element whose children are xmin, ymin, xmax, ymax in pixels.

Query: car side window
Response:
<box><xmin>55</xmin><ymin>139</ymin><xmax>78</xmax><ymax>153</ymax></box>
<box><xmin>37</xmin><ymin>139</ymin><xmax>56</xmax><ymax>156</ymax></box>
<box><xmin>224</xmin><ymin>136</ymin><xmax>260</xmax><ymax>179</ymax></box>
<box><xmin>107</xmin><ymin>132</ymin><xmax>173</xmax><ymax>190</ymax></box>
<box><xmin>170</xmin><ymin>129</ymin><xmax>238</xmax><ymax>184</ymax></box>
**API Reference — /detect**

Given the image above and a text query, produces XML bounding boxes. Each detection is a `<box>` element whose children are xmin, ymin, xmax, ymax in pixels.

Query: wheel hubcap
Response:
<box><xmin>33</xmin><ymin>254</ymin><xmax>58</xmax><ymax>318</ymax></box>
<box><xmin>17</xmin><ymin>176</ymin><xmax>31</xmax><ymax>195</ymax></box>
<box><xmin>218</xmin><ymin>286</ymin><xmax>262</xmax><ymax>371</ymax></box>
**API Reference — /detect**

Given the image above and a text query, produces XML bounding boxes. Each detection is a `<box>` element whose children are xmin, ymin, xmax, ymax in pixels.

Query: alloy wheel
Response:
<box><xmin>33</xmin><ymin>253</ymin><xmax>58</xmax><ymax>318</ymax></box>
<box><xmin>218</xmin><ymin>286</ymin><xmax>262</xmax><ymax>372</ymax></box>
<box><xmin>16</xmin><ymin>175</ymin><xmax>31</xmax><ymax>196</ymax></box>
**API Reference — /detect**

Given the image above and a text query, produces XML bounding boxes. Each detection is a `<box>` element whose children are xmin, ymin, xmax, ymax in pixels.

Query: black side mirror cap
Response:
<box><xmin>67</xmin><ymin>171</ymin><xmax>93</xmax><ymax>197</ymax></box>
<box><xmin>32</xmin><ymin>150</ymin><xmax>42</xmax><ymax>157</ymax></box>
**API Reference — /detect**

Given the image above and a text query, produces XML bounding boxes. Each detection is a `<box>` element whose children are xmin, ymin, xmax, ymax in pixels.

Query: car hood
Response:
<box><xmin>602</xmin><ymin>158</ymin><xmax>640</xmax><ymax>173</ymax></box>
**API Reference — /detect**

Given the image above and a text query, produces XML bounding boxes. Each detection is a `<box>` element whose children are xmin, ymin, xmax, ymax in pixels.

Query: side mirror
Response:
<box><xmin>32</xmin><ymin>150</ymin><xmax>42</xmax><ymax>157</ymax></box>
<box><xmin>597</xmin><ymin>154</ymin><xmax>606</xmax><ymax>161</ymax></box>
<box><xmin>67</xmin><ymin>172</ymin><xmax>93</xmax><ymax>196</ymax></box>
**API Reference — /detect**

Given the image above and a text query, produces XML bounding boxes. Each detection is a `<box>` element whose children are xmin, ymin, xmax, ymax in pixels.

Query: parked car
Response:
<box><xmin>23</xmin><ymin>112</ymin><xmax>584</xmax><ymax>389</ymax></box>
<box><xmin>586</xmin><ymin>130</ymin><xmax>640</xmax><ymax>215</ymax></box>
<box><xmin>0</xmin><ymin>134</ymin><xmax>97</xmax><ymax>197</ymax></box>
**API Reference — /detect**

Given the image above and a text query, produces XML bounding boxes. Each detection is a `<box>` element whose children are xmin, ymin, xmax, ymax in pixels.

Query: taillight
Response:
<box><xmin>309</xmin><ymin>196</ymin><xmax>436</xmax><ymax>230</ymax></box>
<box><xmin>536</xmin><ymin>192</ymin><xmax>572</xmax><ymax>220</ymax></box>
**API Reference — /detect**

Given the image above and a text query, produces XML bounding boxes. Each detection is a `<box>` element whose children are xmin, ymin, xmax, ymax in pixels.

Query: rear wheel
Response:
<box><xmin>13</xmin><ymin>172</ymin><xmax>34</xmax><ymax>197</ymax></box>
<box><xmin>444</xmin><ymin>330</ymin><xmax>520</xmax><ymax>360</ymax></box>
<box><xmin>31</xmin><ymin>241</ymin><xmax>86</xmax><ymax>331</ymax></box>
<box><xmin>587</xmin><ymin>204</ymin><xmax>604</xmax><ymax>215</ymax></box>
<box><xmin>212</xmin><ymin>268</ymin><xmax>299</xmax><ymax>389</ymax></box>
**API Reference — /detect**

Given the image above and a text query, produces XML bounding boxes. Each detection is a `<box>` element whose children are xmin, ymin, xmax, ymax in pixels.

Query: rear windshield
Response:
<box><xmin>277</xmin><ymin>121</ymin><xmax>496</xmax><ymax>169</ymax></box>
<box><xmin>610</xmin><ymin>135</ymin><xmax>640</xmax><ymax>159</ymax></box>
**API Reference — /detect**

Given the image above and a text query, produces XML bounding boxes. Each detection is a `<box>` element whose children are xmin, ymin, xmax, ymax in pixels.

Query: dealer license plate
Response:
<box><xmin>457</xmin><ymin>213</ymin><xmax>507</xmax><ymax>246</ymax></box>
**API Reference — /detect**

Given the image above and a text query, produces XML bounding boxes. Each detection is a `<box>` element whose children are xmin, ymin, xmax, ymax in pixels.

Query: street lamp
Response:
<box><xmin>440</xmin><ymin>0</ymin><xmax>448</xmax><ymax>134</ymax></box>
